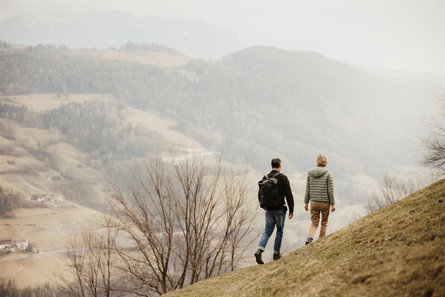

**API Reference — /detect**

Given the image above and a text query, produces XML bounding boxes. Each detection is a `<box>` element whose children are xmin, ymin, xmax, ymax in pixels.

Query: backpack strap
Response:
<box><xmin>269</xmin><ymin>172</ymin><xmax>281</xmax><ymax>178</ymax></box>
<box><xmin>267</xmin><ymin>172</ymin><xmax>281</xmax><ymax>180</ymax></box>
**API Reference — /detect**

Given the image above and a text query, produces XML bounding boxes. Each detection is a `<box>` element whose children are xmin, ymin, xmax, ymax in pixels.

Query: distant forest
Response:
<box><xmin>0</xmin><ymin>280</ymin><xmax>56</xmax><ymax>297</ymax></box>
<box><xmin>0</xmin><ymin>186</ymin><xmax>24</xmax><ymax>216</ymax></box>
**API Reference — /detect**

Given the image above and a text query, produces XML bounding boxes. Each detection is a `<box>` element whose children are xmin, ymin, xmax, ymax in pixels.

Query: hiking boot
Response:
<box><xmin>305</xmin><ymin>237</ymin><xmax>313</xmax><ymax>245</ymax></box>
<box><xmin>273</xmin><ymin>253</ymin><xmax>281</xmax><ymax>261</ymax></box>
<box><xmin>254</xmin><ymin>249</ymin><xmax>264</xmax><ymax>265</ymax></box>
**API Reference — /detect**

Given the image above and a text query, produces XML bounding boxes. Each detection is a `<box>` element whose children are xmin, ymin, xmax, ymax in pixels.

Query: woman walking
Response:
<box><xmin>304</xmin><ymin>154</ymin><xmax>336</xmax><ymax>245</ymax></box>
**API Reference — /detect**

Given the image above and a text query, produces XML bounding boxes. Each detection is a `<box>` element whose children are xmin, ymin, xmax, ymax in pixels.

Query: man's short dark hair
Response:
<box><xmin>271</xmin><ymin>158</ymin><xmax>281</xmax><ymax>169</ymax></box>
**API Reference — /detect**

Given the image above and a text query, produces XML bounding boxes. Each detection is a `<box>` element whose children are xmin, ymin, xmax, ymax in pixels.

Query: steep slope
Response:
<box><xmin>165</xmin><ymin>179</ymin><xmax>445</xmax><ymax>297</ymax></box>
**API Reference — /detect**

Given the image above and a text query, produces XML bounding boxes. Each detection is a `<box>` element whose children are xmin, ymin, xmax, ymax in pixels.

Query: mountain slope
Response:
<box><xmin>0</xmin><ymin>43</ymin><xmax>442</xmax><ymax>205</ymax></box>
<box><xmin>164</xmin><ymin>179</ymin><xmax>445</xmax><ymax>297</ymax></box>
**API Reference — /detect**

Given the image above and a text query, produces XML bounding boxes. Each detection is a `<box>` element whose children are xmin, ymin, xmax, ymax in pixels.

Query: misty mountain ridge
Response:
<box><xmin>0</xmin><ymin>9</ymin><xmax>244</xmax><ymax>59</ymax></box>
<box><xmin>0</xmin><ymin>41</ymin><xmax>442</xmax><ymax>209</ymax></box>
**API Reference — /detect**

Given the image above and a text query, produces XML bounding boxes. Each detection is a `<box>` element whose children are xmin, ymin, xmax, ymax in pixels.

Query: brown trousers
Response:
<box><xmin>308</xmin><ymin>201</ymin><xmax>330</xmax><ymax>238</ymax></box>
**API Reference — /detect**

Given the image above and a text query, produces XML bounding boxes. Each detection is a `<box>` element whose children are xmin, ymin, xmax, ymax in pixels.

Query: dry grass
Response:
<box><xmin>0</xmin><ymin>155</ymin><xmax>44</xmax><ymax>174</ymax></box>
<box><xmin>165</xmin><ymin>179</ymin><xmax>445</xmax><ymax>297</ymax></box>
<box><xmin>8</xmin><ymin>93</ymin><xmax>113</xmax><ymax>112</ymax></box>
<box><xmin>68</xmin><ymin>50</ymin><xmax>190</xmax><ymax>68</ymax></box>
<box><xmin>0</xmin><ymin>254</ymin><xmax>68</xmax><ymax>288</ymax></box>
<box><xmin>12</xmin><ymin>126</ymin><xmax>58</xmax><ymax>149</ymax></box>
<box><xmin>124</xmin><ymin>106</ymin><xmax>203</xmax><ymax>148</ymax></box>
<box><xmin>0</xmin><ymin>124</ymin><xmax>108</xmax><ymax>197</ymax></box>
<box><xmin>0</xmin><ymin>119</ymin><xmax>113</xmax><ymax>289</ymax></box>
<box><xmin>0</xmin><ymin>203</ymin><xmax>99</xmax><ymax>250</ymax></box>
<box><xmin>0</xmin><ymin>202</ymin><xmax>101</xmax><ymax>288</ymax></box>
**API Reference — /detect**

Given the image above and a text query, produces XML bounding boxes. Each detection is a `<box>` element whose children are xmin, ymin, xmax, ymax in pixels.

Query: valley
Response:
<box><xmin>0</xmin><ymin>201</ymin><xmax>101</xmax><ymax>287</ymax></box>
<box><xmin>0</xmin><ymin>41</ymin><xmax>442</xmax><ymax>291</ymax></box>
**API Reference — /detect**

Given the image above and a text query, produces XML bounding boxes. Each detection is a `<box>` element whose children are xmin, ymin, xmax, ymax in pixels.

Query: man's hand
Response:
<box><xmin>288</xmin><ymin>212</ymin><xmax>294</xmax><ymax>219</ymax></box>
<box><xmin>331</xmin><ymin>205</ymin><xmax>336</xmax><ymax>212</ymax></box>
<box><xmin>304</xmin><ymin>203</ymin><xmax>309</xmax><ymax>211</ymax></box>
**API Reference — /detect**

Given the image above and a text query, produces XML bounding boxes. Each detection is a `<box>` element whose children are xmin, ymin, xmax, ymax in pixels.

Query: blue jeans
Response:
<box><xmin>258</xmin><ymin>209</ymin><xmax>286</xmax><ymax>254</ymax></box>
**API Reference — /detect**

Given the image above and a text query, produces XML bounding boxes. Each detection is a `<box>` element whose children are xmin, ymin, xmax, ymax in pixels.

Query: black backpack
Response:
<box><xmin>258</xmin><ymin>172</ymin><xmax>281</xmax><ymax>209</ymax></box>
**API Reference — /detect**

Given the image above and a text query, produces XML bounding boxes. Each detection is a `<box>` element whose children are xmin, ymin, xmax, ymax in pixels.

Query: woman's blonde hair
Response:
<box><xmin>316</xmin><ymin>154</ymin><xmax>328</xmax><ymax>167</ymax></box>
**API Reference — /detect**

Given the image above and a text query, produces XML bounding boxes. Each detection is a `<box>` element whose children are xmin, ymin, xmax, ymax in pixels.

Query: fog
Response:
<box><xmin>0</xmin><ymin>0</ymin><xmax>443</xmax><ymax>294</ymax></box>
<box><xmin>1</xmin><ymin>0</ymin><xmax>444</xmax><ymax>75</ymax></box>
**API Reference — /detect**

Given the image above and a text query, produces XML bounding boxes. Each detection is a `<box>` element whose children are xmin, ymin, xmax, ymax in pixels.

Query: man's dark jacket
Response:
<box><xmin>258</xmin><ymin>169</ymin><xmax>294</xmax><ymax>213</ymax></box>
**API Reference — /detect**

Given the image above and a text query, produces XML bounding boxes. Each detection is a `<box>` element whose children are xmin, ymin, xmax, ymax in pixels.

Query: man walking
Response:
<box><xmin>304</xmin><ymin>154</ymin><xmax>336</xmax><ymax>245</ymax></box>
<box><xmin>255</xmin><ymin>158</ymin><xmax>294</xmax><ymax>264</ymax></box>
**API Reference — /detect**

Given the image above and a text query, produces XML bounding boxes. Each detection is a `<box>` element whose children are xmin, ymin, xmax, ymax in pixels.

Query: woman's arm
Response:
<box><xmin>304</xmin><ymin>174</ymin><xmax>310</xmax><ymax>205</ymax></box>
<box><xmin>327</xmin><ymin>172</ymin><xmax>335</xmax><ymax>205</ymax></box>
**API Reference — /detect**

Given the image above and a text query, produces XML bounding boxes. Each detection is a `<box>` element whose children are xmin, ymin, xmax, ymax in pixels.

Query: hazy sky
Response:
<box><xmin>1</xmin><ymin>0</ymin><xmax>444</xmax><ymax>74</ymax></box>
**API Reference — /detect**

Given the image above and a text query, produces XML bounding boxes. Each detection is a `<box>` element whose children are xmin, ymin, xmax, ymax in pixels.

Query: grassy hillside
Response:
<box><xmin>0</xmin><ymin>201</ymin><xmax>101</xmax><ymax>288</ymax></box>
<box><xmin>165</xmin><ymin>179</ymin><xmax>445</xmax><ymax>297</ymax></box>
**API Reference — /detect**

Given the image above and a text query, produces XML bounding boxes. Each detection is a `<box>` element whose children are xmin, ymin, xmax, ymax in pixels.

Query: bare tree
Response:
<box><xmin>365</xmin><ymin>173</ymin><xmax>440</xmax><ymax>213</ymax></box>
<box><xmin>218</xmin><ymin>170</ymin><xmax>254</xmax><ymax>272</ymax></box>
<box><xmin>57</xmin><ymin>218</ymin><xmax>118</xmax><ymax>297</ymax></box>
<box><xmin>109</xmin><ymin>155</ymin><xmax>254</xmax><ymax>296</ymax></box>
<box><xmin>423</xmin><ymin>115</ymin><xmax>445</xmax><ymax>173</ymax></box>
<box><xmin>110</xmin><ymin>158</ymin><xmax>177</xmax><ymax>296</ymax></box>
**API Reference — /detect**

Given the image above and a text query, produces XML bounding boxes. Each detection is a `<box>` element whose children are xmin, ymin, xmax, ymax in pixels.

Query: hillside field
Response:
<box><xmin>0</xmin><ymin>201</ymin><xmax>101</xmax><ymax>288</ymax></box>
<box><xmin>165</xmin><ymin>179</ymin><xmax>445</xmax><ymax>297</ymax></box>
